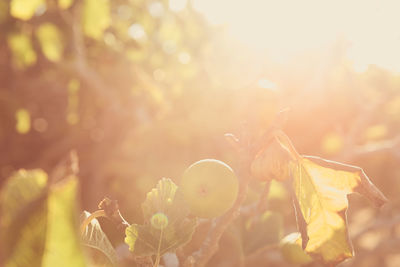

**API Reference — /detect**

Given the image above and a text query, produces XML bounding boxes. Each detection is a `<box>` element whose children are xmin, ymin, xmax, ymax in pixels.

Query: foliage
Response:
<box><xmin>0</xmin><ymin>170</ymin><xmax>86</xmax><ymax>267</ymax></box>
<box><xmin>0</xmin><ymin>169</ymin><xmax>48</xmax><ymax>267</ymax></box>
<box><xmin>81</xmin><ymin>211</ymin><xmax>118</xmax><ymax>266</ymax></box>
<box><xmin>125</xmin><ymin>178</ymin><xmax>196</xmax><ymax>257</ymax></box>
<box><xmin>0</xmin><ymin>0</ymin><xmax>399</xmax><ymax>266</ymax></box>
<box><xmin>280</xmin><ymin>232</ymin><xmax>313</xmax><ymax>265</ymax></box>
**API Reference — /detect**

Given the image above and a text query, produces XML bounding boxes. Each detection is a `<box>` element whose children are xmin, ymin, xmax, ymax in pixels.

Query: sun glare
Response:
<box><xmin>192</xmin><ymin>0</ymin><xmax>400</xmax><ymax>73</ymax></box>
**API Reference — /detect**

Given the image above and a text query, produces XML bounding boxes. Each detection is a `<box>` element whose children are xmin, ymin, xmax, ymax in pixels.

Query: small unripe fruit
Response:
<box><xmin>180</xmin><ymin>159</ymin><xmax>239</xmax><ymax>218</ymax></box>
<box><xmin>280</xmin><ymin>232</ymin><xmax>313</xmax><ymax>264</ymax></box>
<box><xmin>151</xmin><ymin>212</ymin><xmax>169</xmax><ymax>230</ymax></box>
<box><xmin>251</xmin><ymin>137</ymin><xmax>292</xmax><ymax>181</ymax></box>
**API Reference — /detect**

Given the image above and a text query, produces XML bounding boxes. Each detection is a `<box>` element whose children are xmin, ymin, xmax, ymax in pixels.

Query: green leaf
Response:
<box><xmin>125</xmin><ymin>218</ymin><xmax>197</xmax><ymax>256</ymax></box>
<box><xmin>82</xmin><ymin>0</ymin><xmax>110</xmax><ymax>39</ymax></box>
<box><xmin>36</xmin><ymin>23</ymin><xmax>64</xmax><ymax>62</ymax></box>
<box><xmin>0</xmin><ymin>169</ymin><xmax>48</xmax><ymax>267</ymax></box>
<box><xmin>81</xmin><ymin>211</ymin><xmax>118</xmax><ymax>266</ymax></box>
<box><xmin>42</xmin><ymin>176</ymin><xmax>87</xmax><ymax>267</ymax></box>
<box><xmin>10</xmin><ymin>0</ymin><xmax>44</xmax><ymax>20</ymax></box>
<box><xmin>125</xmin><ymin>178</ymin><xmax>196</xmax><ymax>256</ymax></box>
<box><xmin>141</xmin><ymin>177</ymin><xmax>189</xmax><ymax>222</ymax></box>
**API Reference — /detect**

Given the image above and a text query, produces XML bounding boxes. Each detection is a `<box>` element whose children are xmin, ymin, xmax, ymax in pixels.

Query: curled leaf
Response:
<box><xmin>251</xmin><ymin>136</ymin><xmax>293</xmax><ymax>181</ymax></box>
<box><xmin>252</xmin><ymin>130</ymin><xmax>388</xmax><ymax>265</ymax></box>
<box><xmin>81</xmin><ymin>211</ymin><xmax>118</xmax><ymax>266</ymax></box>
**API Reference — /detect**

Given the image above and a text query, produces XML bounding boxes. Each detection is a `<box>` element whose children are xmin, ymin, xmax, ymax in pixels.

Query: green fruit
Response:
<box><xmin>280</xmin><ymin>232</ymin><xmax>313</xmax><ymax>264</ymax></box>
<box><xmin>180</xmin><ymin>159</ymin><xmax>239</xmax><ymax>218</ymax></box>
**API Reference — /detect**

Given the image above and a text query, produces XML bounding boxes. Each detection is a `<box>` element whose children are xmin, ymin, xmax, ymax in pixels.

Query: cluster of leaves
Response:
<box><xmin>0</xmin><ymin>128</ymin><xmax>388</xmax><ymax>267</ymax></box>
<box><xmin>0</xmin><ymin>170</ymin><xmax>197</xmax><ymax>267</ymax></box>
<box><xmin>0</xmin><ymin>0</ymin><xmax>398</xmax><ymax>266</ymax></box>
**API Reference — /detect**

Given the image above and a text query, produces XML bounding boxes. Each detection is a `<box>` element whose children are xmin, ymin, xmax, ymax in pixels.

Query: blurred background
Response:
<box><xmin>1</xmin><ymin>0</ymin><xmax>400</xmax><ymax>266</ymax></box>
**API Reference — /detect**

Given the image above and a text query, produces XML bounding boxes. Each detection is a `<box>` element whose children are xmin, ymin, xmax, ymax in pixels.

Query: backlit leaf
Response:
<box><xmin>141</xmin><ymin>178</ymin><xmax>187</xmax><ymax>221</ymax></box>
<box><xmin>251</xmin><ymin>136</ymin><xmax>292</xmax><ymax>181</ymax></box>
<box><xmin>125</xmin><ymin>178</ymin><xmax>196</xmax><ymax>256</ymax></box>
<box><xmin>81</xmin><ymin>211</ymin><xmax>118</xmax><ymax>266</ymax></box>
<box><xmin>1</xmin><ymin>172</ymin><xmax>87</xmax><ymax>267</ymax></box>
<box><xmin>42</xmin><ymin>176</ymin><xmax>87</xmax><ymax>267</ymax></box>
<box><xmin>292</xmin><ymin>156</ymin><xmax>387</xmax><ymax>265</ymax></box>
<box><xmin>252</xmin><ymin>130</ymin><xmax>388</xmax><ymax>265</ymax></box>
<box><xmin>125</xmin><ymin>218</ymin><xmax>197</xmax><ymax>256</ymax></box>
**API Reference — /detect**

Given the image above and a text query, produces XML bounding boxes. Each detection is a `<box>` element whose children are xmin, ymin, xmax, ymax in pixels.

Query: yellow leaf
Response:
<box><xmin>82</xmin><ymin>0</ymin><xmax>110</xmax><ymax>39</ymax></box>
<box><xmin>0</xmin><ymin>169</ymin><xmax>48</xmax><ymax>267</ymax></box>
<box><xmin>15</xmin><ymin>108</ymin><xmax>31</xmax><ymax>134</ymax></box>
<box><xmin>7</xmin><ymin>33</ymin><xmax>37</xmax><ymax>69</ymax></box>
<box><xmin>254</xmin><ymin>131</ymin><xmax>388</xmax><ymax>265</ymax></box>
<box><xmin>42</xmin><ymin>177</ymin><xmax>87</xmax><ymax>267</ymax></box>
<box><xmin>10</xmin><ymin>0</ymin><xmax>44</xmax><ymax>20</ymax></box>
<box><xmin>293</xmin><ymin>159</ymin><xmax>355</xmax><ymax>264</ymax></box>
<box><xmin>36</xmin><ymin>23</ymin><xmax>64</xmax><ymax>62</ymax></box>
